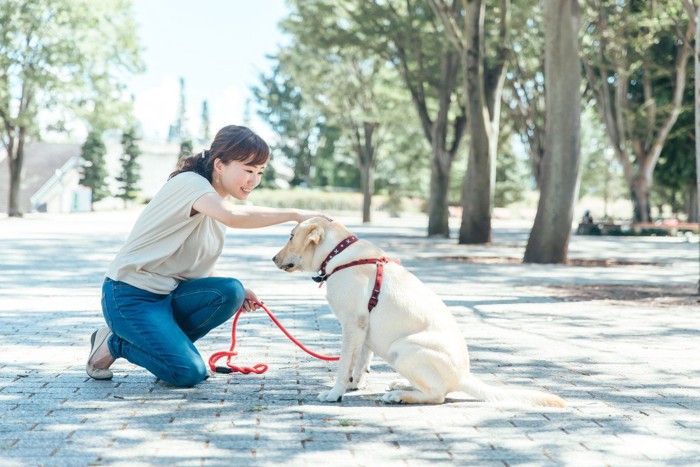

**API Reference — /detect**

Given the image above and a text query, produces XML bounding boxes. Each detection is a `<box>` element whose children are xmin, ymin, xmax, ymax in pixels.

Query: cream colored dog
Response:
<box><xmin>273</xmin><ymin>217</ymin><xmax>565</xmax><ymax>407</ymax></box>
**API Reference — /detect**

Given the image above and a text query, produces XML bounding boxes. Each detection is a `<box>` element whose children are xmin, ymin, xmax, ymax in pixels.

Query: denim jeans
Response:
<box><xmin>101</xmin><ymin>277</ymin><xmax>245</xmax><ymax>387</ymax></box>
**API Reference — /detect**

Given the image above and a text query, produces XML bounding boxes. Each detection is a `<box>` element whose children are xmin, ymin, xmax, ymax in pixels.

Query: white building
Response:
<box><xmin>0</xmin><ymin>140</ymin><xmax>180</xmax><ymax>215</ymax></box>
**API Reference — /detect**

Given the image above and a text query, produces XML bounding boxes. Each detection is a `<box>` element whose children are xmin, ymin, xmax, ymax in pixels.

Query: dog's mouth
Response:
<box><xmin>273</xmin><ymin>253</ymin><xmax>302</xmax><ymax>272</ymax></box>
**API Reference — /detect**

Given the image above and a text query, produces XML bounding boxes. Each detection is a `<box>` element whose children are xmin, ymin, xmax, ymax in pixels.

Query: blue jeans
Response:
<box><xmin>101</xmin><ymin>277</ymin><xmax>245</xmax><ymax>387</ymax></box>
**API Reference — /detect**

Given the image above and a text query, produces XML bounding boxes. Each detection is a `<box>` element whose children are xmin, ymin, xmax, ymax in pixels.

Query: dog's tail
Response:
<box><xmin>459</xmin><ymin>375</ymin><xmax>566</xmax><ymax>408</ymax></box>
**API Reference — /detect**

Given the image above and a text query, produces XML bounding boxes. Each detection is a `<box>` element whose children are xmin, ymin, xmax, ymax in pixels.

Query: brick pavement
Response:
<box><xmin>1</xmin><ymin>210</ymin><xmax>699</xmax><ymax>466</ymax></box>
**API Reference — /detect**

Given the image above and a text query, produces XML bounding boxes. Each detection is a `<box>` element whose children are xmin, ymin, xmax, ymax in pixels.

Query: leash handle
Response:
<box><xmin>208</xmin><ymin>302</ymin><xmax>339</xmax><ymax>375</ymax></box>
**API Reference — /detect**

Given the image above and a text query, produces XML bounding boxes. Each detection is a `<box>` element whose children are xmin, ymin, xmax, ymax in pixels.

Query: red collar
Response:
<box><xmin>312</xmin><ymin>235</ymin><xmax>359</xmax><ymax>283</ymax></box>
<box><xmin>311</xmin><ymin>236</ymin><xmax>400</xmax><ymax>312</ymax></box>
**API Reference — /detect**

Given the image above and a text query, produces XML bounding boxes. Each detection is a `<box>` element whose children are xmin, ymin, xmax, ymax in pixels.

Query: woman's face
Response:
<box><xmin>214</xmin><ymin>158</ymin><xmax>266</xmax><ymax>200</ymax></box>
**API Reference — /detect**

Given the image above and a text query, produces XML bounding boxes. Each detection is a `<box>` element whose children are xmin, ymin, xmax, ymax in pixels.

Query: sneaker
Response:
<box><xmin>86</xmin><ymin>327</ymin><xmax>114</xmax><ymax>380</ymax></box>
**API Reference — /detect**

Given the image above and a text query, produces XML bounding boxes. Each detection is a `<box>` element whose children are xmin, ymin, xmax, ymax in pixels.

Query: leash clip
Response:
<box><xmin>311</xmin><ymin>273</ymin><xmax>327</xmax><ymax>283</ymax></box>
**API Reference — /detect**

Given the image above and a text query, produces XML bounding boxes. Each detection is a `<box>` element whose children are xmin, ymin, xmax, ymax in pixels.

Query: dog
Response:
<box><xmin>273</xmin><ymin>217</ymin><xmax>565</xmax><ymax>407</ymax></box>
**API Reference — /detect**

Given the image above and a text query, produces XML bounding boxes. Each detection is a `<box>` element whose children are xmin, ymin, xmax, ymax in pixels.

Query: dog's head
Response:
<box><xmin>272</xmin><ymin>217</ymin><xmax>333</xmax><ymax>273</ymax></box>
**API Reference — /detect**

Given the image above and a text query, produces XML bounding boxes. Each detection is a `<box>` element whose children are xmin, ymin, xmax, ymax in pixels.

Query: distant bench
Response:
<box><xmin>577</xmin><ymin>222</ymin><xmax>699</xmax><ymax>236</ymax></box>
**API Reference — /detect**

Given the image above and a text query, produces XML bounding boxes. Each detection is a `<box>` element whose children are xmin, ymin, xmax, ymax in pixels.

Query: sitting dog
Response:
<box><xmin>273</xmin><ymin>217</ymin><xmax>565</xmax><ymax>407</ymax></box>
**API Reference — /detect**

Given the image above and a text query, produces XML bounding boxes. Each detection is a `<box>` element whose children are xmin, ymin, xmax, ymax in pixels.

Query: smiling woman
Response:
<box><xmin>85</xmin><ymin>124</ymin><xmax>332</xmax><ymax>388</ymax></box>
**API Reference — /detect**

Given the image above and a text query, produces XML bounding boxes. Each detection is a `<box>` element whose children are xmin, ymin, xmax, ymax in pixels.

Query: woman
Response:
<box><xmin>87</xmin><ymin>125</ymin><xmax>330</xmax><ymax>387</ymax></box>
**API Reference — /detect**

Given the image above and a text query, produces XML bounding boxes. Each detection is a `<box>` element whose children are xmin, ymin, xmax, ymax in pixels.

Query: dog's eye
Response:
<box><xmin>289</xmin><ymin>234</ymin><xmax>294</xmax><ymax>240</ymax></box>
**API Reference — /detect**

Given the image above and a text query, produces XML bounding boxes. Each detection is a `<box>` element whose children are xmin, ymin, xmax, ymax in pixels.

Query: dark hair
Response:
<box><xmin>168</xmin><ymin>125</ymin><xmax>270</xmax><ymax>181</ymax></box>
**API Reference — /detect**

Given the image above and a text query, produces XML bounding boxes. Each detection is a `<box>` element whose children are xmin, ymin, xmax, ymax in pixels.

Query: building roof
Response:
<box><xmin>0</xmin><ymin>142</ymin><xmax>81</xmax><ymax>214</ymax></box>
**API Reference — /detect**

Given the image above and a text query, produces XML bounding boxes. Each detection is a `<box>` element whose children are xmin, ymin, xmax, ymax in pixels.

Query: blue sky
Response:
<box><xmin>129</xmin><ymin>0</ymin><xmax>290</xmax><ymax>144</ymax></box>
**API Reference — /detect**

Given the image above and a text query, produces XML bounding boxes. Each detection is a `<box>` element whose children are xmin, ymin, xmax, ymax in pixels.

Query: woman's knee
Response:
<box><xmin>218</xmin><ymin>277</ymin><xmax>246</xmax><ymax>310</ymax></box>
<box><xmin>168</xmin><ymin>358</ymin><xmax>208</xmax><ymax>387</ymax></box>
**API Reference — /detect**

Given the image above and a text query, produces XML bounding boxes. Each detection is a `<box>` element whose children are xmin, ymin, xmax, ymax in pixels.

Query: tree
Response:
<box><xmin>653</xmin><ymin>81</ymin><xmax>696</xmax><ymax>220</ymax></box>
<box><xmin>178</xmin><ymin>140</ymin><xmax>193</xmax><ymax>160</ymax></box>
<box><xmin>253</xmin><ymin>61</ymin><xmax>327</xmax><ymax>188</ymax></box>
<box><xmin>578</xmin><ymin>107</ymin><xmax>627</xmax><ymax>220</ymax></box>
<box><xmin>200</xmin><ymin>100</ymin><xmax>211</xmax><ymax>145</ymax></box>
<box><xmin>280</xmin><ymin>3</ymin><xmax>409</xmax><ymax>223</ymax></box>
<box><xmin>581</xmin><ymin>0</ymin><xmax>695</xmax><ymax>222</ymax></box>
<box><xmin>502</xmin><ymin>0</ymin><xmax>547</xmax><ymax>188</ymax></box>
<box><xmin>79</xmin><ymin>129</ymin><xmax>109</xmax><ymax>207</ymax></box>
<box><xmin>494</xmin><ymin>131</ymin><xmax>528</xmax><ymax>208</ymax></box>
<box><xmin>430</xmin><ymin>0</ymin><xmax>511</xmax><ymax>244</ymax></box>
<box><xmin>0</xmin><ymin>0</ymin><xmax>143</xmax><ymax>216</ymax></box>
<box><xmin>523</xmin><ymin>0</ymin><xmax>581</xmax><ymax>264</ymax></box>
<box><xmin>688</xmin><ymin>0</ymin><xmax>700</xmax><ymax>222</ymax></box>
<box><xmin>116</xmin><ymin>125</ymin><xmax>141</xmax><ymax>207</ymax></box>
<box><xmin>690</xmin><ymin>0</ymin><xmax>700</xmax><ymax>292</ymax></box>
<box><xmin>284</xmin><ymin>0</ymin><xmax>466</xmax><ymax>235</ymax></box>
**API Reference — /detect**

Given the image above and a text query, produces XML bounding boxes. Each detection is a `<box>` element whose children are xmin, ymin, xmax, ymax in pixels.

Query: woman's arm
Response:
<box><xmin>192</xmin><ymin>192</ymin><xmax>330</xmax><ymax>228</ymax></box>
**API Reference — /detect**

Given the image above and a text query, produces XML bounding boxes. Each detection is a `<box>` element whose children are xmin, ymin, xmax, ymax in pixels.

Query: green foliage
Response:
<box><xmin>0</xmin><ymin>0</ymin><xmax>143</xmax><ymax>133</ymax></box>
<box><xmin>495</xmin><ymin>140</ymin><xmax>528</xmax><ymax>208</ymax></box>
<box><xmin>653</xmin><ymin>84</ymin><xmax>696</xmax><ymax>215</ymax></box>
<box><xmin>246</xmin><ymin>188</ymin><xmax>422</xmax><ymax>214</ymax></box>
<box><xmin>578</xmin><ymin>107</ymin><xmax>627</xmax><ymax>210</ymax></box>
<box><xmin>179</xmin><ymin>140</ymin><xmax>193</xmax><ymax>160</ymax></box>
<box><xmin>116</xmin><ymin>125</ymin><xmax>141</xmax><ymax>204</ymax></box>
<box><xmin>200</xmin><ymin>100</ymin><xmax>211</xmax><ymax>145</ymax></box>
<box><xmin>252</xmin><ymin>60</ymin><xmax>341</xmax><ymax>188</ymax></box>
<box><xmin>580</xmin><ymin>0</ymin><xmax>694</xmax><ymax>221</ymax></box>
<box><xmin>503</xmin><ymin>0</ymin><xmax>545</xmax><ymax>187</ymax></box>
<box><xmin>79</xmin><ymin>130</ymin><xmax>109</xmax><ymax>204</ymax></box>
<box><xmin>0</xmin><ymin>0</ymin><xmax>143</xmax><ymax>214</ymax></box>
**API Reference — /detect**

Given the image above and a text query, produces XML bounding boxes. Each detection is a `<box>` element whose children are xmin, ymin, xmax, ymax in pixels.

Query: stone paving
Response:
<box><xmin>1</xmin><ymin>210</ymin><xmax>699</xmax><ymax>466</ymax></box>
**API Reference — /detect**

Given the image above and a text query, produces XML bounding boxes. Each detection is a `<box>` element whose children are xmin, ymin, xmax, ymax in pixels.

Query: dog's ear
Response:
<box><xmin>304</xmin><ymin>224</ymin><xmax>325</xmax><ymax>247</ymax></box>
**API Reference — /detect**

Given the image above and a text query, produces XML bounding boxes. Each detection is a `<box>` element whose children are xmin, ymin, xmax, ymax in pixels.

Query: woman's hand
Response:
<box><xmin>241</xmin><ymin>288</ymin><xmax>263</xmax><ymax>312</ymax></box>
<box><xmin>294</xmin><ymin>209</ymin><xmax>333</xmax><ymax>223</ymax></box>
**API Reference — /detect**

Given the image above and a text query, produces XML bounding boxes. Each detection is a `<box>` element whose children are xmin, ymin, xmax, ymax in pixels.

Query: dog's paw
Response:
<box><xmin>318</xmin><ymin>390</ymin><xmax>344</xmax><ymax>403</ymax></box>
<box><xmin>381</xmin><ymin>391</ymin><xmax>406</xmax><ymax>404</ymax></box>
<box><xmin>388</xmin><ymin>380</ymin><xmax>413</xmax><ymax>391</ymax></box>
<box><xmin>347</xmin><ymin>379</ymin><xmax>367</xmax><ymax>392</ymax></box>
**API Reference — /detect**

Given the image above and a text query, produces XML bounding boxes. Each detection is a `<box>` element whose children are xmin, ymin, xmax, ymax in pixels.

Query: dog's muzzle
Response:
<box><xmin>272</xmin><ymin>255</ymin><xmax>296</xmax><ymax>271</ymax></box>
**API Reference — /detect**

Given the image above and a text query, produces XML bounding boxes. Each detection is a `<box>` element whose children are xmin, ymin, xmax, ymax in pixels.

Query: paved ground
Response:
<box><xmin>1</xmin><ymin>210</ymin><xmax>699</xmax><ymax>466</ymax></box>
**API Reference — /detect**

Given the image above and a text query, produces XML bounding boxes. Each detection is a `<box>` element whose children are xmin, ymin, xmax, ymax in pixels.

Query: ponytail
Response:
<box><xmin>169</xmin><ymin>150</ymin><xmax>213</xmax><ymax>181</ymax></box>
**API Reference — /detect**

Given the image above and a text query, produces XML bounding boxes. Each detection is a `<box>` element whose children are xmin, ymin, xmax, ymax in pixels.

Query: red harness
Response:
<box><xmin>312</xmin><ymin>236</ymin><xmax>400</xmax><ymax>312</ymax></box>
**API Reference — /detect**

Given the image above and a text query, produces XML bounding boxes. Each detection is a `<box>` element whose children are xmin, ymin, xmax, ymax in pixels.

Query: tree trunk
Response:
<box><xmin>696</xmin><ymin>5</ymin><xmax>700</xmax><ymax>225</ymax></box>
<box><xmin>356</xmin><ymin>122</ymin><xmax>376</xmax><ymax>224</ymax></box>
<box><xmin>459</xmin><ymin>0</ymin><xmax>494</xmax><ymax>244</ymax></box>
<box><xmin>688</xmin><ymin>183</ymin><xmax>698</xmax><ymax>223</ymax></box>
<box><xmin>360</xmin><ymin>160</ymin><xmax>373</xmax><ymax>223</ymax></box>
<box><xmin>8</xmin><ymin>131</ymin><xmax>25</xmax><ymax>217</ymax></box>
<box><xmin>423</xmin><ymin>52</ymin><xmax>463</xmax><ymax>238</ymax></box>
<box><xmin>694</xmin><ymin>2</ymin><xmax>700</xmax><ymax>293</ymax></box>
<box><xmin>631</xmin><ymin>172</ymin><xmax>652</xmax><ymax>223</ymax></box>
<box><xmin>524</xmin><ymin>0</ymin><xmax>580</xmax><ymax>264</ymax></box>
<box><xmin>428</xmin><ymin>155</ymin><xmax>451</xmax><ymax>237</ymax></box>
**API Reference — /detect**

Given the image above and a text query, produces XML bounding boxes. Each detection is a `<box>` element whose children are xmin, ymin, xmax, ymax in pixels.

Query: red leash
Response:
<box><xmin>208</xmin><ymin>302</ymin><xmax>339</xmax><ymax>375</ymax></box>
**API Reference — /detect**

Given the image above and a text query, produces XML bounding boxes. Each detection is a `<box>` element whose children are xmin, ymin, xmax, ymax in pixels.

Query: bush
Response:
<box><xmin>245</xmin><ymin>188</ymin><xmax>423</xmax><ymax>214</ymax></box>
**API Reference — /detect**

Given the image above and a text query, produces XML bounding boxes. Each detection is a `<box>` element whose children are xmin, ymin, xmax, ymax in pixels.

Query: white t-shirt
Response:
<box><xmin>106</xmin><ymin>171</ymin><xmax>227</xmax><ymax>294</ymax></box>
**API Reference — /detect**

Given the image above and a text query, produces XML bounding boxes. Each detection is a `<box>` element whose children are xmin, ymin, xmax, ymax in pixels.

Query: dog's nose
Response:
<box><xmin>272</xmin><ymin>255</ymin><xmax>277</xmax><ymax>263</ymax></box>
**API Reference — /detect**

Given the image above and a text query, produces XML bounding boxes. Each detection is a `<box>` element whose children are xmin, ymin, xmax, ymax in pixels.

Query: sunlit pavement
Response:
<box><xmin>1</xmin><ymin>210</ymin><xmax>698</xmax><ymax>466</ymax></box>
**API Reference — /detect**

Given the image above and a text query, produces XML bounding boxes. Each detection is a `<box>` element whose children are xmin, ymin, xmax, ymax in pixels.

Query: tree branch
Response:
<box><xmin>427</xmin><ymin>0</ymin><xmax>465</xmax><ymax>53</ymax></box>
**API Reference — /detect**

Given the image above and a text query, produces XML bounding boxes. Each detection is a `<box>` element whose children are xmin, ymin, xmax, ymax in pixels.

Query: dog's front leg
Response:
<box><xmin>348</xmin><ymin>345</ymin><xmax>372</xmax><ymax>391</ymax></box>
<box><xmin>318</xmin><ymin>321</ymin><xmax>367</xmax><ymax>402</ymax></box>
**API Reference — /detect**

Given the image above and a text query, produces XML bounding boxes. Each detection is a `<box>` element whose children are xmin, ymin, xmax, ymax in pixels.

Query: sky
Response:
<box><xmin>129</xmin><ymin>0</ymin><xmax>290</xmax><ymax>145</ymax></box>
